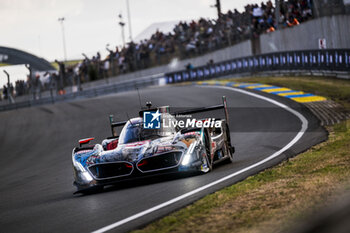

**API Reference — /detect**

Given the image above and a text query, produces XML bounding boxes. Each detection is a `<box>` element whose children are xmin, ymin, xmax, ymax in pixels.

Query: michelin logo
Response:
<box><xmin>143</xmin><ymin>110</ymin><xmax>161</xmax><ymax>129</ymax></box>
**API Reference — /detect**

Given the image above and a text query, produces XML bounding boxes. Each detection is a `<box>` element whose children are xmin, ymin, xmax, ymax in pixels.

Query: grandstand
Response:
<box><xmin>60</xmin><ymin>0</ymin><xmax>349</xmax><ymax>85</ymax></box>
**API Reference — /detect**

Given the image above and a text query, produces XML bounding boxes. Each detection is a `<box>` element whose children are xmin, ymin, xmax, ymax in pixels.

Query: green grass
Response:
<box><xmin>0</xmin><ymin>63</ymin><xmax>9</xmax><ymax>67</ymax></box>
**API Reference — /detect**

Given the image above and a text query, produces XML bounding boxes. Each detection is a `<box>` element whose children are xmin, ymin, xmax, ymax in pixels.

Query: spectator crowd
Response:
<box><xmin>1</xmin><ymin>0</ymin><xmax>314</xmax><ymax>101</ymax></box>
<box><xmin>99</xmin><ymin>0</ymin><xmax>313</xmax><ymax>74</ymax></box>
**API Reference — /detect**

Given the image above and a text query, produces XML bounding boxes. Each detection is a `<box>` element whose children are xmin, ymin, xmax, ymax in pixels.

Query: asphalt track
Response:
<box><xmin>0</xmin><ymin>85</ymin><xmax>327</xmax><ymax>233</ymax></box>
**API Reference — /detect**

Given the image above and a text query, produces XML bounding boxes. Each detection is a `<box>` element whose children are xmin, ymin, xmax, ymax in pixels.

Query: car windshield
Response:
<box><xmin>118</xmin><ymin>115</ymin><xmax>176</xmax><ymax>144</ymax></box>
<box><xmin>119</xmin><ymin>124</ymin><xmax>143</xmax><ymax>144</ymax></box>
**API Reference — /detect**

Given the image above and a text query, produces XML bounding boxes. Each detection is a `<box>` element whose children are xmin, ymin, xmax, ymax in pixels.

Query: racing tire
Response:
<box><xmin>201</xmin><ymin>151</ymin><xmax>212</xmax><ymax>173</ymax></box>
<box><xmin>201</xmin><ymin>128</ymin><xmax>213</xmax><ymax>173</ymax></box>
<box><xmin>224</xmin><ymin>123</ymin><xmax>234</xmax><ymax>163</ymax></box>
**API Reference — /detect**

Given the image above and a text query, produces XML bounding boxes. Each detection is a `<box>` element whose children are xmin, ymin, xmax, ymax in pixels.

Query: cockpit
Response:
<box><xmin>118</xmin><ymin>114</ymin><xmax>177</xmax><ymax>144</ymax></box>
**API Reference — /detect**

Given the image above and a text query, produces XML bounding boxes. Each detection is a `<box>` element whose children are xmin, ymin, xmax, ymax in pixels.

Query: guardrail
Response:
<box><xmin>0</xmin><ymin>73</ymin><xmax>164</xmax><ymax>112</ymax></box>
<box><xmin>165</xmin><ymin>49</ymin><xmax>350</xmax><ymax>83</ymax></box>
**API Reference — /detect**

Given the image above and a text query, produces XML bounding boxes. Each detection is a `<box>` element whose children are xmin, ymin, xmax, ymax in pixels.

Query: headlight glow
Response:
<box><xmin>181</xmin><ymin>142</ymin><xmax>196</xmax><ymax>166</ymax></box>
<box><xmin>82</xmin><ymin>171</ymin><xmax>93</xmax><ymax>182</ymax></box>
<box><xmin>181</xmin><ymin>153</ymin><xmax>191</xmax><ymax>166</ymax></box>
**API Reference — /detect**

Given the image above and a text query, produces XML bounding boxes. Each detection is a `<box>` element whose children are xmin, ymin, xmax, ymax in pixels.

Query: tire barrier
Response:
<box><xmin>165</xmin><ymin>49</ymin><xmax>350</xmax><ymax>84</ymax></box>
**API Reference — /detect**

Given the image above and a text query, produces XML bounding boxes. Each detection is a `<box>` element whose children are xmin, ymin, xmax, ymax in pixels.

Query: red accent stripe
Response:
<box><xmin>125</xmin><ymin>164</ymin><xmax>133</xmax><ymax>168</ymax></box>
<box><xmin>137</xmin><ymin>160</ymin><xmax>148</xmax><ymax>167</ymax></box>
<box><xmin>79</xmin><ymin>137</ymin><xmax>94</xmax><ymax>144</ymax></box>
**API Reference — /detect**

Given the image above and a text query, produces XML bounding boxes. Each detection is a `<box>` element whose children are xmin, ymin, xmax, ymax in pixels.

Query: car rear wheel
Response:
<box><xmin>225</xmin><ymin>123</ymin><xmax>234</xmax><ymax>163</ymax></box>
<box><xmin>201</xmin><ymin>128</ymin><xmax>212</xmax><ymax>173</ymax></box>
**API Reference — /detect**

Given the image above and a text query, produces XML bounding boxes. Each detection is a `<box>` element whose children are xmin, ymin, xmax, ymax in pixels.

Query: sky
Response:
<box><xmin>0</xmin><ymin>65</ymin><xmax>29</xmax><ymax>87</ymax></box>
<box><xmin>0</xmin><ymin>0</ymin><xmax>265</xmax><ymax>62</ymax></box>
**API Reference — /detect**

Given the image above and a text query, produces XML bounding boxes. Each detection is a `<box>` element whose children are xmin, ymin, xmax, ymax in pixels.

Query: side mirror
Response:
<box><xmin>79</xmin><ymin>138</ymin><xmax>94</xmax><ymax>147</ymax></box>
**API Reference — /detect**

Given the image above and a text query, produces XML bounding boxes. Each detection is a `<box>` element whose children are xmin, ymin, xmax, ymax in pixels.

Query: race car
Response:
<box><xmin>72</xmin><ymin>96</ymin><xmax>235</xmax><ymax>193</ymax></box>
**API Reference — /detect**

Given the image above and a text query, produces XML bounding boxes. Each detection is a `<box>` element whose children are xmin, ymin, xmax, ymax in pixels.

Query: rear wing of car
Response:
<box><xmin>109</xmin><ymin>96</ymin><xmax>229</xmax><ymax>137</ymax></box>
<box><xmin>172</xmin><ymin>96</ymin><xmax>229</xmax><ymax>125</ymax></box>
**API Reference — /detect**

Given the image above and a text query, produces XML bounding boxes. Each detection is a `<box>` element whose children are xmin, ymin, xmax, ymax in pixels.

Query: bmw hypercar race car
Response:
<box><xmin>72</xmin><ymin>96</ymin><xmax>235</xmax><ymax>193</ymax></box>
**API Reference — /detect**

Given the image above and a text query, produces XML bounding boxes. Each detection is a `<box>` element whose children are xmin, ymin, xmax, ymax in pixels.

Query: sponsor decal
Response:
<box><xmin>162</xmin><ymin>118</ymin><xmax>221</xmax><ymax>128</ymax></box>
<box><xmin>143</xmin><ymin>111</ymin><xmax>222</xmax><ymax>129</ymax></box>
<box><xmin>184</xmin><ymin>131</ymin><xmax>200</xmax><ymax>136</ymax></box>
<box><xmin>75</xmin><ymin>150</ymin><xmax>93</xmax><ymax>155</ymax></box>
<box><xmin>125</xmin><ymin>140</ymin><xmax>151</xmax><ymax>147</ymax></box>
<box><xmin>156</xmin><ymin>146</ymin><xmax>174</xmax><ymax>153</ymax></box>
<box><xmin>143</xmin><ymin>110</ymin><xmax>161</xmax><ymax>129</ymax></box>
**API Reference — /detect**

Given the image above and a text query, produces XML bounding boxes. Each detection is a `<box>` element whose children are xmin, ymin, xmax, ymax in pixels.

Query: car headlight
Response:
<box><xmin>181</xmin><ymin>141</ymin><xmax>196</xmax><ymax>166</ymax></box>
<box><xmin>81</xmin><ymin>171</ymin><xmax>93</xmax><ymax>182</ymax></box>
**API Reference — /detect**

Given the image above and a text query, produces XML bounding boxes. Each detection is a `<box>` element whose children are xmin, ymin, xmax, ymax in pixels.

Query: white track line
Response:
<box><xmin>92</xmin><ymin>85</ymin><xmax>308</xmax><ymax>233</ymax></box>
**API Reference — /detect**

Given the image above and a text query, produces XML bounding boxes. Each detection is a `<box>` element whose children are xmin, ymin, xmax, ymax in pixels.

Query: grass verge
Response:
<box><xmin>133</xmin><ymin>119</ymin><xmax>350</xmax><ymax>233</ymax></box>
<box><xmin>132</xmin><ymin>76</ymin><xmax>350</xmax><ymax>233</ymax></box>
